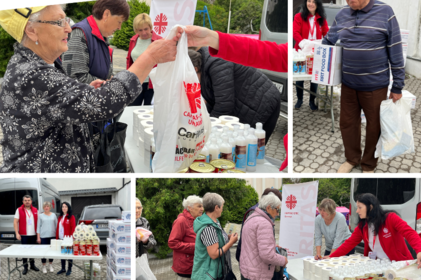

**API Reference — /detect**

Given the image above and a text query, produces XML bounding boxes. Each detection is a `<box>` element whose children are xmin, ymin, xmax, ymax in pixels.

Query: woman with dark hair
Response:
<box><xmin>56</xmin><ymin>202</ymin><xmax>76</xmax><ymax>276</ymax></box>
<box><xmin>327</xmin><ymin>193</ymin><xmax>421</xmax><ymax>267</ymax></box>
<box><xmin>293</xmin><ymin>0</ymin><xmax>329</xmax><ymax>110</ymax></box>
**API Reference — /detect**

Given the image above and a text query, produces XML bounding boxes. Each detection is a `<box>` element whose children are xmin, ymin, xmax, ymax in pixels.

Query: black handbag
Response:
<box><xmin>216</xmin><ymin>248</ymin><xmax>237</xmax><ymax>280</ymax></box>
<box><xmin>93</xmin><ymin>118</ymin><xmax>128</xmax><ymax>173</ymax></box>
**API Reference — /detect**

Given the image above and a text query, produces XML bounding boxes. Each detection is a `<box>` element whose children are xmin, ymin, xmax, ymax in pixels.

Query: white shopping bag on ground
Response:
<box><xmin>149</xmin><ymin>25</ymin><xmax>211</xmax><ymax>172</ymax></box>
<box><xmin>375</xmin><ymin>98</ymin><xmax>415</xmax><ymax>160</ymax></box>
<box><xmin>136</xmin><ymin>254</ymin><xmax>157</xmax><ymax>280</ymax></box>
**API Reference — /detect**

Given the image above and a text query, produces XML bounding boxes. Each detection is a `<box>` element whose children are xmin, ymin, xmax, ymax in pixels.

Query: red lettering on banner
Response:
<box><xmin>174</xmin><ymin>0</ymin><xmax>195</xmax><ymax>21</ymax></box>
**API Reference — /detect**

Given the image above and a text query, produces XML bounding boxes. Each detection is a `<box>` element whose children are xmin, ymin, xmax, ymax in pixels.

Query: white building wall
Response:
<box><xmin>46</xmin><ymin>178</ymin><xmax>130</xmax><ymax>191</ymax></box>
<box><xmin>335</xmin><ymin>0</ymin><xmax>421</xmax><ymax>78</ymax></box>
<box><xmin>245</xmin><ymin>178</ymin><xmax>282</xmax><ymax>198</ymax></box>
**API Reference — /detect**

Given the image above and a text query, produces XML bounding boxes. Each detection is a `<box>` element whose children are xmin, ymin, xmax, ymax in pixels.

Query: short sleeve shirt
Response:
<box><xmin>15</xmin><ymin>209</ymin><xmax>35</xmax><ymax>236</ymax></box>
<box><xmin>200</xmin><ymin>221</ymin><xmax>229</xmax><ymax>247</ymax></box>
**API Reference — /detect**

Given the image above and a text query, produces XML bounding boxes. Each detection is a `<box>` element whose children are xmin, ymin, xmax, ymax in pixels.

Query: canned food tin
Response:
<box><xmin>178</xmin><ymin>167</ymin><xmax>189</xmax><ymax>173</ymax></box>
<box><xmin>221</xmin><ymin>169</ymin><xmax>246</xmax><ymax>173</ymax></box>
<box><xmin>355</xmin><ymin>277</ymin><xmax>369</xmax><ymax>280</ymax></box>
<box><xmin>194</xmin><ymin>154</ymin><xmax>207</xmax><ymax>162</ymax></box>
<box><xmin>372</xmin><ymin>278</ymin><xmax>387</xmax><ymax>280</ymax></box>
<box><xmin>210</xmin><ymin>159</ymin><xmax>235</xmax><ymax>173</ymax></box>
<box><xmin>189</xmin><ymin>162</ymin><xmax>215</xmax><ymax>173</ymax></box>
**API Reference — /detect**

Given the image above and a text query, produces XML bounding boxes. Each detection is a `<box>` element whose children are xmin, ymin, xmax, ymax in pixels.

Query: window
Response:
<box><xmin>354</xmin><ymin>179</ymin><xmax>416</xmax><ymax>205</ymax></box>
<box><xmin>0</xmin><ymin>190</ymin><xmax>38</xmax><ymax>215</ymax></box>
<box><xmin>266</xmin><ymin>0</ymin><xmax>287</xmax><ymax>33</ymax></box>
<box><xmin>83</xmin><ymin>207</ymin><xmax>121</xmax><ymax>220</ymax></box>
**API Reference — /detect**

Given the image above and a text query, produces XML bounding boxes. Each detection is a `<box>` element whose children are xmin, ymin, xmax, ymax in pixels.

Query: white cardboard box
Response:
<box><xmin>121</xmin><ymin>211</ymin><xmax>131</xmax><ymax>223</ymax></box>
<box><xmin>110</xmin><ymin>220</ymin><xmax>131</xmax><ymax>234</ymax></box>
<box><xmin>109</xmin><ymin>232</ymin><xmax>131</xmax><ymax>244</ymax></box>
<box><xmin>110</xmin><ymin>268</ymin><xmax>131</xmax><ymax>280</ymax></box>
<box><xmin>110</xmin><ymin>258</ymin><xmax>131</xmax><ymax>277</ymax></box>
<box><xmin>110</xmin><ymin>248</ymin><xmax>131</xmax><ymax>266</ymax></box>
<box><xmin>112</xmin><ymin>240</ymin><xmax>131</xmax><ymax>255</ymax></box>
<box><xmin>312</xmin><ymin>43</ymin><xmax>342</xmax><ymax>86</ymax></box>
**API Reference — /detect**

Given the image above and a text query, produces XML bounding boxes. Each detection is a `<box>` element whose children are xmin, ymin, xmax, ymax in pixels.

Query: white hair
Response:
<box><xmin>21</xmin><ymin>9</ymin><xmax>46</xmax><ymax>46</ymax></box>
<box><xmin>259</xmin><ymin>192</ymin><xmax>281</xmax><ymax>210</ymax></box>
<box><xmin>136</xmin><ymin>197</ymin><xmax>142</xmax><ymax>206</ymax></box>
<box><xmin>182</xmin><ymin>195</ymin><xmax>203</xmax><ymax>210</ymax></box>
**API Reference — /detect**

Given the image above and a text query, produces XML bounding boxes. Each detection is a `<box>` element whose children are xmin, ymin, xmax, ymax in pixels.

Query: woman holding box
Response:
<box><xmin>327</xmin><ymin>193</ymin><xmax>421</xmax><ymax>267</ymax></box>
<box><xmin>56</xmin><ymin>202</ymin><xmax>76</xmax><ymax>276</ymax></box>
<box><xmin>293</xmin><ymin>0</ymin><xmax>329</xmax><ymax>110</ymax></box>
<box><xmin>37</xmin><ymin>202</ymin><xmax>58</xmax><ymax>274</ymax></box>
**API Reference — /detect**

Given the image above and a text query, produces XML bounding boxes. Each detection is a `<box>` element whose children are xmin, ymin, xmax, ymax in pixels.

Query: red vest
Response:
<box><xmin>18</xmin><ymin>205</ymin><xmax>38</xmax><ymax>236</ymax></box>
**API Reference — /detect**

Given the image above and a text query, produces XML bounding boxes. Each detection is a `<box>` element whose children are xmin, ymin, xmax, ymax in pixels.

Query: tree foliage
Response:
<box><xmin>111</xmin><ymin>0</ymin><xmax>150</xmax><ymax>50</ymax></box>
<box><xmin>0</xmin><ymin>27</ymin><xmax>16</xmax><ymax>77</ymax></box>
<box><xmin>230</xmin><ymin>0</ymin><xmax>262</xmax><ymax>33</ymax></box>
<box><xmin>283</xmin><ymin>178</ymin><xmax>351</xmax><ymax>207</ymax></box>
<box><xmin>194</xmin><ymin>1</ymin><xmax>228</xmax><ymax>33</ymax></box>
<box><xmin>64</xmin><ymin>1</ymin><xmax>96</xmax><ymax>23</ymax></box>
<box><xmin>137</xmin><ymin>178</ymin><xmax>258</xmax><ymax>258</ymax></box>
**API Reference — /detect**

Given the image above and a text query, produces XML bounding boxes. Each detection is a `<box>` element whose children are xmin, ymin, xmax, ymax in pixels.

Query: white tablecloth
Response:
<box><xmin>0</xmin><ymin>244</ymin><xmax>102</xmax><ymax>260</ymax></box>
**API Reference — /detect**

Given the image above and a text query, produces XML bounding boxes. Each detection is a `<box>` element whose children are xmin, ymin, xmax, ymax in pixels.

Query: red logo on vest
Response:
<box><xmin>286</xmin><ymin>195</ymin><xmax>297</xmax><ymax>210</ymax></box>
<box><xmin>184</xmin><ymin>82</ymin><xmax>201</xmax><ymax>114</ymax></box>
<box><xmin>154</xmin><ymin>13</ymin><xmax>168</xmax><ymax>35</ymax></box>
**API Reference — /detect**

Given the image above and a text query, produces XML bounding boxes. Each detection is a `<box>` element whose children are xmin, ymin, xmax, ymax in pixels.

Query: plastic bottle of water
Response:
<box><xmin>246</xmin><ymin>128</ymin><xmax>257</xmax><ymax>172</ymax></box>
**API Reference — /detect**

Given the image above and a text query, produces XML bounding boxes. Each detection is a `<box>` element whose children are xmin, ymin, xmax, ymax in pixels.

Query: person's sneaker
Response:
<box><xmin>337</xmin><ymin>161</ymin><xmax>355</xmax><ymax>173</ymax></box>
<box><xmin>49</xmin><ymin>264</ymin><xmax>54</xmax><ymax>273</ymax></box>
<box><xmin>309</xmin><ymin>101</ymin><xmax>318</xmax><ymax>111</ymax></box>
<box><xmin>295</xmin><ymin>99</ymin><xmax>303</xmax><ymax>109</ymax></box>
<box><xmin>57</xmin><ymin>269</ymin><xmax>66</xmax><ymax>275</ymax></box>
<box><xmin>42</xmin><ymin>266</ymin><xmax>47</xmax><ymax>274</ymax></box>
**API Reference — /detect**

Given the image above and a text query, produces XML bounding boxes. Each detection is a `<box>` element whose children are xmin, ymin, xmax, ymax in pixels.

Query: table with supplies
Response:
<box><xmin>119</xmin><ymin>106</ymin><xmax>284</xmax><ymax>173</ymax></box>
<box><xmin>0</xmin><ymin>245</ymin><xmax>102</xmax><ymax>280</ymax></box>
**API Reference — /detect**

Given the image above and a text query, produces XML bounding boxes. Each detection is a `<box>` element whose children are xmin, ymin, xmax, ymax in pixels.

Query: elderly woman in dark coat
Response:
<box><xmin>0</xmin><ymin>5</ymin><xmax>181</xmax><ymax>173</ymax></box>
<box><xmin>136</xmin><ymin>198</ymin><xmax>156</xmax><ymax>257</ymax></box>
<box><xmin>188</xmin><ymin>48</ymin><xmax>281</xmax><ymax>142</ymax></box>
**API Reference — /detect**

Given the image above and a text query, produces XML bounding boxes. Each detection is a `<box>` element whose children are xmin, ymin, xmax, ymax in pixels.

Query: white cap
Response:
<box><xmin>256</xmin><ymin>122</ymin><xmax>263</xmax><ymax>130</ymax></box>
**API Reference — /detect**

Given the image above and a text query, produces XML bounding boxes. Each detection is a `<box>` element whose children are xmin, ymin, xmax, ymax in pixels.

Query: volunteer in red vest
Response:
<box><xmin>56</xmin><ymin>202</ymin><xmax>76</xmax><ymax>276</ymax></box>
<box><xmin>327</xmin><ymin>193</ymin><xmax>421</xmax><ymax>268</ymax></box>
<box><xmin>127</xmin><ymin>13</ymin><xmax>162</xmax><ymax>106</ymax></box>
<box><xmin>168</xmin><ymin>195</ymin><xmax>204</xmax><ymax>280</ymax></box>
<box><xmin>293</xmin><ymin>0</ymin><xmax>329</xmax><ymax>110</ymax></box>
<box><xmin>13</xmin><ymin>195</ymin><xmax>40</xmax><ymax>275</ymax></box>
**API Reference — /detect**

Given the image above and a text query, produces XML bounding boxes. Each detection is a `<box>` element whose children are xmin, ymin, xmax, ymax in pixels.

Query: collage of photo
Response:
<box><xmin>1</xmin><ymin>0</ymin><xmax>421</xmax><ymax>279</ymax></box>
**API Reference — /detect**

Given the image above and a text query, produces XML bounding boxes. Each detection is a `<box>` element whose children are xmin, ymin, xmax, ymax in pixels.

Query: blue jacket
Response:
<box><xmin>71</xmin><ymin>15</ymin><xmax>113</xmax><ymax>80</ymax></box>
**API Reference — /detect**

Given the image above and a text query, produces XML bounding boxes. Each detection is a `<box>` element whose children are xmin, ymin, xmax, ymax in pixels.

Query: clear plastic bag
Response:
<box><xmin>149</xmin><ymin>25</ymin><xmax>211</xmax><ymax>172</ymax></box>
<box><xmin>375</xmin><ymin>98</ymin><xmax>415</xmax><ymax>159</ymax></box>
<box><xmin>136</xmin><ymin>254</ymin><xmax>157</xmax><ymax>280</ymax></box>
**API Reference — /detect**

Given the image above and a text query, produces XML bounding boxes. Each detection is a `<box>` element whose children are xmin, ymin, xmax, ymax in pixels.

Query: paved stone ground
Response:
<box><xmin>0</xmin><ymin>47</ymin><xmax>287</xmax><ymax>169</ymax></box>
<box><xmin>0</xmin><ymin>243</ymin><xmax>108</xmax><ymax>280</ymax></box>
<box><xmin>293</xmin><ymin>77</ymin><xmax>421</xmax><ymax>173</ymax></box>
<box><xmin>147</xmin><ymin>220</ymin><xmax>333</xmax><ymax>280</ymax></box>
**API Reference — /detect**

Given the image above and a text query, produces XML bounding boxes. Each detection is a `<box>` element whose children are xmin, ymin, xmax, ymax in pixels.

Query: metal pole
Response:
<box><xmin>227</xmin><ymin>0</ymin><xmax>232</xmax><ymax>33</ymax></box>
<box><xmin>8</xmin><ymin>258</ymin><xmax>11</xmax><ymax>280</ymax></box>
<box><xmin>330</xmin><ymin>85</ymin><xmax>335</xmax><ymax>133</ymax></box>
<box><xmin>90</xmin><ymin>260</ymin><xmax>93</xmax><ymax>280</ymax></box>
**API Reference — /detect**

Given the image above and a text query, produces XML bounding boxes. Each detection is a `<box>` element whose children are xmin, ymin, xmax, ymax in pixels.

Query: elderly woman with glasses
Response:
<box><xmin>0</xmin><ymin>5</ymin><xmax>181</xmax><ymax>173</ymax></box>
<box><xmin>314</xmin><ymin>198</ymin><xmax>353</xmax><ymax>260</ymax></box>
<box><xmin>136</xmin><ymin>198</ymin><xmax>156</xmax><ymax>258</ymax></box>
<box><xmin>239</xmin><ymin>193</ymin><xmax>287</xmax><ymax>280</ymax></box>
<box><xmin>192</xmin><ymin>193</ymin><xmax>238</xmax><ymax>280</ymax></box>
<box><xmin>168</xmin><ymin>195</ymin><xmax>204</xmax><ymax>280</ymax></box>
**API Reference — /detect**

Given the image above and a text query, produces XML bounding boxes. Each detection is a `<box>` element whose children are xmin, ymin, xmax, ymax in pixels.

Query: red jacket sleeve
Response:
<box><xmin>330</xmin><ymin>225</ymin><xmax>363</xmax><ymax>257</ymax></box>
<box><xmin>126</xmin><ymin>41</ymin><xmax>134</xmax><ymax>70</ymax></box>
<box><xmin>168</xmin><ymin>217</ymin><xmax>195</xmax><ymax>255</ymax></box>
<box><xmin>70</xmin><ymin>216</ymin><xmax>76</xmax><ymax>235</ymax></box>
<box><xmin>293</xmin><ymin>13</ymin><xmax>304</xmax><ymax>47</ymax></box>
<box><xmin>209</xmin><ymin>31</ymin><xmax>287</xmax><ymax>73</ymax></box>
<box><xmin>389</xmin><ymin>213</ymin><xmax>421</xmax><ymax>254</ymax></box>
<box><xmin>321</xmin><ymin>19</ymin><xmax>329</xmax><ymax>38</ymax></box>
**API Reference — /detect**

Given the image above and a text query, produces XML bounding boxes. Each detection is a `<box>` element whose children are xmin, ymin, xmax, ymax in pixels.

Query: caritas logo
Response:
<box><xmin>154</xmin><ymin>13</ymin><xmax>168</xmax><ymax>35</ymax></box>
<box><xmin>184</xmin><ymin>82</ymin><xmax>201</xmax><ymax>114</ymax></box>
<box><xmin>286</xmin><ymin>195</ymin><xmax>298</xmax><ymax>210</ymax></box>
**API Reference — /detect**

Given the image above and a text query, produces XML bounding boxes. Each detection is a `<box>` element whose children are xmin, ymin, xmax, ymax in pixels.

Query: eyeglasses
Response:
<box><xmin>31</xmin><ymin>17</ymin><xmax>71</xmax><ymax>28</ymax></box>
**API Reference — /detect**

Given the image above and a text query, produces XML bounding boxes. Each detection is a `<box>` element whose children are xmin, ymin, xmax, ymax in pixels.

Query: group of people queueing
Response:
<box><xmin>13</xmin><ymin>195</ymin><xmax>76</xmax><ymax>275</ymax></box>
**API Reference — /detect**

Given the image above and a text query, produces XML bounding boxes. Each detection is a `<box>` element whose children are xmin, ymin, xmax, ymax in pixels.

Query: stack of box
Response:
<box><xmin>106</xmin><ymin>211</ymin><xmax>131</xmax><ymax>280</ymax></box>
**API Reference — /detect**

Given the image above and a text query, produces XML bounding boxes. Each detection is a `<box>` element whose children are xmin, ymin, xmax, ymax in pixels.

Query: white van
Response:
<box><xmin>350</xmin><ymin>178</ymin><xmax>421</xmax><ymax>257</ymax></box>
<box><xmin>0</xmin><ymin>178</ymin><xmax>60</xmax><ymax>243</ymax></box>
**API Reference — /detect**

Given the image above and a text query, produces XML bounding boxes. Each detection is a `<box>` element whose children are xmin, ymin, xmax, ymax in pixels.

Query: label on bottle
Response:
<box><xmin>206</xmin><ymin>155</ymin><xmax>210</xmax><ymax>163</ymax></box>
<box><xmin>232</xmin><ymin>147</ymin><xmax>235</xmax><ymax>162</ymax></box>
<box><xmin>293</xmin><ymin>61</ymin><xmax>299</xmax><ymax>74</ymax></box>
<box><xmin>247</xmin><ymin>144</ymin><xmax>257</xmax><ymax>166</ymax></box>
<box><xmin>220</xmin><ymin>152</ymin><xmax>233</xmax><ymax>160</ymax></box>
<box><xmin>257</xmin><ymin>138</ymin><xmax>265</xmax><ymax>159</ymax></box>
<box><xmin>235</xmin><ymin>145</ymin><xmax>246</xmax><ymax>169</ymax></box>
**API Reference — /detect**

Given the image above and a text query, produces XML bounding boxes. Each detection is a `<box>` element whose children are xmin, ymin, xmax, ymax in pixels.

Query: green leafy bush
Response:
<box><xmin>137</xmin><ymin>178</ymin><xmax>258</xmax><ymax>258</ymax></box>
<box><xmin>0</xmin><ymin>27</ymin><xmax>16</xmax><ymax>77</ymax></box>
<box><xmin>64</xmin><ymin>1</ymin><xmax>96</xmax><ymax>23</ymax></box>
<box><xmin>112</xmin><ymin>0</ymin><xmax>150</xmax><ymax>50</ymax></box>
<box><xmin>194</xmin><ymin>1</ymin><xmax>228</xmax><ymax>33</ymax></box>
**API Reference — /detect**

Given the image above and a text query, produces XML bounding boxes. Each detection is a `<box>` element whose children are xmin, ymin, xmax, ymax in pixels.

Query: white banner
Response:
<box><xmin>279</xmin><ymin>181</ymin><xmax>319</xmax><ymax>259</ymax></box>
<box><xmin>150</xmin><ymin>0</ymin><xmax>197</xmax><ymax>38</ymax></box>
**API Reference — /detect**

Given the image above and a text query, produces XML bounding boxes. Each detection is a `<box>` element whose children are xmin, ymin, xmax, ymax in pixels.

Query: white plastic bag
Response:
<box><xmin>149</xmin><ymin>25</ymin><xmax>211</xmax><ymax>172</ymax></box>
<box><xmin>375</xmin><ymin>98</ymin><xmax>415</xmax><ymax>159</ymax></box>
<box><xmin>136</xmin><ymin>254</ymin><xmax>157</xmax><ymax>280</ymax></box>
